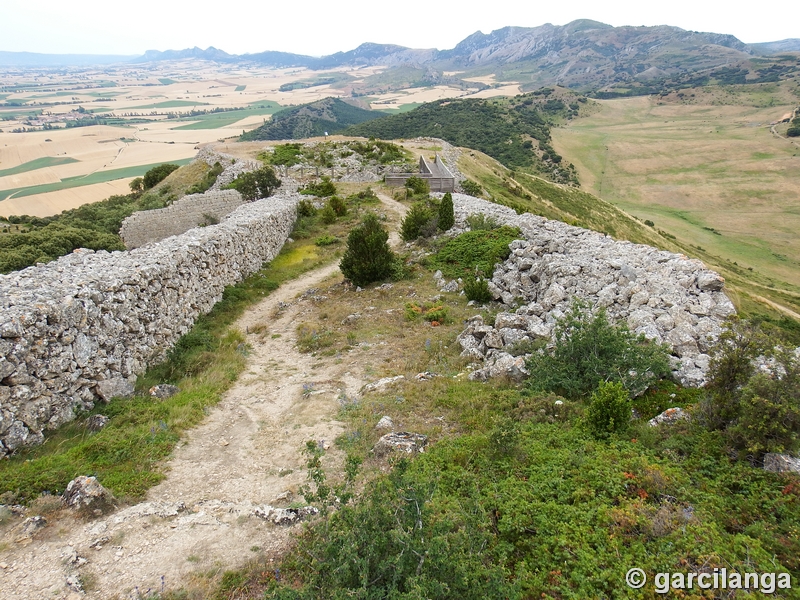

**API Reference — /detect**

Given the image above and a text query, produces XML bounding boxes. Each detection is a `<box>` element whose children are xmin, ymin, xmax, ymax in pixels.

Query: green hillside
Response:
<box><xmin>347</xmin><ymin>90</ymin><xmax>585</xmax><ymax>185</ymax></box>
<box><xmin>239</xmin><ymin>97</ymin><xmax>381</xmax><ymax>141</ymax></box>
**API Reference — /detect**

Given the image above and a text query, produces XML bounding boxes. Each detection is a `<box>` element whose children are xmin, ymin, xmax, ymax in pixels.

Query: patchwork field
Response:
<box><xmin>0</xmin><ymin>60</ymin><xmax>529</xmax><ymax>216</ymax></box>
<box><xmin>552</xmin><ymin>88</ymin><xmax>800</xmax><ymax>293</ymax></box>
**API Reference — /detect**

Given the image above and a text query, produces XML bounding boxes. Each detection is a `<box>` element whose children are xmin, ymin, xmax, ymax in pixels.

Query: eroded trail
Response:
<box><xmin>0</xmin><ymin>195</ymin><xmax>408</xmax><ymax>600</ymax></box>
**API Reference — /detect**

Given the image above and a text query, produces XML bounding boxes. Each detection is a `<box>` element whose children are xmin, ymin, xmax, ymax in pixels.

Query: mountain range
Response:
<box><xmin>2</xmin><ymin>20</ymin><xmax>799</xmax><ymax>93</ymax></box>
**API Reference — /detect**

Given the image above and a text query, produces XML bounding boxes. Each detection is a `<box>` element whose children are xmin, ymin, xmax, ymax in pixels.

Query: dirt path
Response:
<box><xmin>0</xmin><ymin>195</ymin><xmax>408</xmax><ymax>600</ymax></box>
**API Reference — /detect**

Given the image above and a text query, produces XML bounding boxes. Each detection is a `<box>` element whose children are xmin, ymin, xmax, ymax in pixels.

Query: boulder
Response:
<box><xmin>648</xmin><ymin>407</ymin><xmax>690</xmax><ymax>427</ymax></box>
<box><xmin>85</xmin><ymin>415</ymin><xmax>109</xmax><ymax>432</ymax></box>
<box><xmin>95</xmin><ymin>378</ymin><xmax>135</xmax><ymax>403</ymax></box>
<box><xmin>62</xmin><ymin>476</ymin><xmax>115</xmax><ymax>516</ymax></box>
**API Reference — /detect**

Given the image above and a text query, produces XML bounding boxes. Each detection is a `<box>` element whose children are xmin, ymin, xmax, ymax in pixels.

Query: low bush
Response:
<box><xmin>339</xmin><ymin>213</ymin><xmax>396</xmax><ymax>287</ymax></box>
<box><xmin>225</xmin><ymin>165</ymin><xmax>281</xmax><ymax>200</ymax></box>
<box><xmin>297</xmin><ymin>199</ymin><xmax>317</xmax><ymax>217</ymax></box>
<box><xmin>142</xmin><ymin>163</ymin><xmax>179</xmax><ymax>190</ymax></box>
<box><xmin>300</xmin><ymin>176</ymin><xmax>337</xmax><ymax>197</ymax></box>
<box><xmin>463</xmin><ymin>276</ymin><xmax>492</xmax><ymax>302</ymax></box>
<box><xmin>461</xmin><ymin>179</ymin><xmax>483</xmax><ymax>197</ymax></box>
<box><xmin>586</xmin><ymin>380</ymin><xmax>631</xmax><ymax>439</ymax></box>
<box><xmin>432</xmin><ymin>226</ymin><xmax>521</xmax><ymax>278</ymax></box>
<box><xmin>525</xmin><ymin>300</ymin><xmax>671</xmax><ymax>399</ymax></box>
<box><xmin>465</xmin><ymin>213</ymin><xmax>500</xmax><ymax>231</ymax></box>
<box><xmin>329</xmin><ymin>195</ymin><xmax>347</xmax><ymax>216</ymax></box>
<box><xmin>699</xmin><ymin>318</ymin><xmax>800</xmax><ymax>461</ymax></box>
<box><xmin>400</xmin><ymin>202</ymin><xmax>435</xmax><ymax>242</ymax></box>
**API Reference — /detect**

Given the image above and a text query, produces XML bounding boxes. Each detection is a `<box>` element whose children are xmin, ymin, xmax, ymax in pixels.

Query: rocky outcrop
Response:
<box><xmin>451</xmin><ymin>195</ymin><xmax>736</xmax><ymax>386</ymax></box>
<box><xmin>0</xmin><ymin>194</ymin><xmax>299</xmax><ymax>456</ymax></box>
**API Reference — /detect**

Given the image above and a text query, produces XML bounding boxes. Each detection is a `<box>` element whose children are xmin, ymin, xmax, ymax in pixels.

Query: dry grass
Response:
<box><xmin>551</xmin><ymin>87</ymin><xmax>800</xmax><ymax>294</ymax></box>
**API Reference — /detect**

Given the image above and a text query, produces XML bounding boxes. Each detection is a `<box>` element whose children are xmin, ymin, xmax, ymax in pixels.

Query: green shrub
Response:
<box><xmin>463</xmin><ymin>276</ymin><xmax>492</xmax><ymax>303</ymax></box>
<box><xmin>525</xmin><ymin>300</ymin><xmax>671</xmax><ymax>399</ymax></box>
<box><xmin>320</xmin><ymin>204</ymin><xmax>337</xmax><ymax>224</ymax></box>
<box><xmin>297</xmin><ymin>199</ymin><xmax>317</xmax><ymax>217</ymax></box>
<box><xmin>300</xmin><ymin>176</ymin><xmax>337</xmax><ymax>197</ymax></box>
<box><xmin>339</xmin><ymin>213</ymin><xmax>396</xmax><ymax>287</ymax></box>
<box><xmin>699</xmin><ymin>319</ymin><xmax>800</xmax><ymax>460</ymax></box>
<box><xmin>438</xmin><ymin>192</ymin><xmax>454</xmax><ymax>231</ymax></box>
<box><xmin>461</xmin><ymin>179</ymin><xmax>483</xmax><ymax>197</ymax></box>
<box><xmin>329</xmin><ymin>195</ymin><xmax>347</xmax><ymax>216</ymax></box>
<box><xmin>226</xmin><ymin>165</ymin><xmax>281</xmax><ymax>200</ymax></box>
<box><xmin>315</xmin><ymin>234</ymin><xmax>339</xmax><ymax>246</ymax></box>
<box><xmin>465</xmin><ymin>213</ymin><xmax>500</xmax><ymax>231</ymax></box>
<box><xmin>142</xmin><ymin>163</ymin><xmax>179</xmax><ymax>189</ymax></box>
<box><xmin>787</xmin><ymin>126</ymin><xmax>800</xmax><ymax>137</ymax></box>
<box><xmin>400</xmin><ymin>202</ymin><xmax>434</xmax><ymax>242</ymax></box>
<box><xmin>432</xmin><ymin>226</ymin><xmax>521</xmax><ymax>278</ymax></box>
<box><xmin>586</xmin><ymin>380</ymin><xmax>631</xmax><ymax>439</ymax></box>
<box><xmin>404</xmin><ymin>175</ymin><xmax>429</xmax><ymax>196</ymax></box>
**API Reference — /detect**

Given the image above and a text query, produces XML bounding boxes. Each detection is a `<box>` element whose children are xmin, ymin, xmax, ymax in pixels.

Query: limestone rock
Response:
<box><xmin>149</xmin><ymin>384</ymin><xmax>180</xmax><ymax>399</ymax></box>
<box><xmin>96</xmin><ymin>378</ymin><xmax>135</xmax><ymax>403</ymax></box>
<box><xmin>21</xmin><ymin>515</ymin><xmax>47</xmax><ymax>536</ymax></box>
<box><xmin>363</xmin><ymin>375</ymin><xmax>405</xmax><ymax>393</ymax></box>
<box><xmin>85</xmin><ymin>415</ymin><xmax>109</xmax><ymax>432</ymax></box>
<box><xmin>373</xmin><ymin>432</ymin><xmax>428</xmax><ymax>457</ymax></box>
<box><xmin>648</xmin><ymin>407</ymin><xmax>690</xmax><ymax>427</ymax></box>
<box><xmin>62</xmin><ymin>476</ymin><xmax>115</xmax><ymax>515</ymax></box>
<box><xmin>763</xmin><ymin>453</ymin><xmax>800</xmax><ymax>473</ymax></box>
<box><xmin>252</xmin><ymin>504</ymin><xmax>319</xmax><ymax>525</ymax></box>
<box><xmin>375</xmin><ymin>415</ymin><xmax>394</xmax><ymax>430</ymax></box>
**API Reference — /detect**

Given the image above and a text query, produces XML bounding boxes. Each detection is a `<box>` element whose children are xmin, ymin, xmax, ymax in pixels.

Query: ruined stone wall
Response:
<box><xmin>120</xmin><ymin>190</ymin><xmax>248</xmax><ymax>249</ymax></box>
<box><xmin>451</xmin><ymin>195</ymin><xmax>736</xmax><ymax>386</ymax></box>
<box><xmin>0</xmin><ymin>194</ymin><xmax>300</xmax><ymax>456</ymax></box>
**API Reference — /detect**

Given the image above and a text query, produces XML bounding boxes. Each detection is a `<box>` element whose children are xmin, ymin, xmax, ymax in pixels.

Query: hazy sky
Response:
<box><xmin>2</xmin><ymin>0</ymin><xmax>798</xmax><ymax>56</ymax></box>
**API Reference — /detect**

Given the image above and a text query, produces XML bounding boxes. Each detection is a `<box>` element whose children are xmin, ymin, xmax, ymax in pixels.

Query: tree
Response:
<box><xmin>227</xmin><ymin>166</ymin><xmax>281</xmax><ymax>201</ymax></box>
<box><xmin>438</xmin><ymin>192</ymin><xmax>454</xmax><ymax>231</ymax></box>
<box><xmin>129</xmin><ymin>177</ymin><xmax>144</xmax><ymax>194</ymax></box>
<box><xmin>142</xmin><ymin>163</ymin><xmax>180</xmax><ymax>190</ymax></box>
<box><xmin>400</xmin><ymin>202</ymin><xmax>434</xmax><ymax>242</ymax></box>
<box><xmin>404</xmin><ymin>175</ymin><xmax>429</xmax><ymax>197</ymax></box>
<box><xmin>339</xmin><ymin>213</ymin><xmax>396</xmax><ymax>287</ymax></box>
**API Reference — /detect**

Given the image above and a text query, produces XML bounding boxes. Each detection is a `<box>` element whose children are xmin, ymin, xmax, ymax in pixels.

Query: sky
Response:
<box><xmin>2</xmin><ymin>0</ymin><xmax>798</xmax><ymax>57</ymax></box>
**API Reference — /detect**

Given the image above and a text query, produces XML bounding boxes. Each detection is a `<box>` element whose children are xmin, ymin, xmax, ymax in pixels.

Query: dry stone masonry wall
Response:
<box><xmin>120</xmin><ymin>148</ymin><xmax>262</xmax><ymax>249</ymax></box>
<box><xmin>120</xmin><ymin>190</ymin><xmax>247</xmax><ymax>249</ymax></box>
<box><xmin>451</xmin><ymin>195</ymin><xmax>736</xmax><ymax>386</ymax></box>
<box><xmin>0</xmin><ymin>194</ymin><xmax>300</xmax><ymax>456</ymax></box>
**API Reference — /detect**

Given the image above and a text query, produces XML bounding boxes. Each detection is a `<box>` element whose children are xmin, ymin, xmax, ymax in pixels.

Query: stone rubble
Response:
<box><xmin>0</xmin><ymin>194</ymin><xmax>298</xmax><ymax>455</ymax></box>
<box><xmin>373</xmin><ymin>432</ymin><xmax>428</xmax><ymax>456</ymax></box>
<box><xmin>451</xmin><ymin>195</ymin><xmax>736</xmax><ymax>386</ymax></box>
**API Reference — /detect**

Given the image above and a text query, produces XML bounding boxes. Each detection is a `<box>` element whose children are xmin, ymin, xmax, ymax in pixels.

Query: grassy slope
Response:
<box><xmin>539</xmin><ymin>88</ymin><xmax>800</xmax><ymax>320</ymax></box>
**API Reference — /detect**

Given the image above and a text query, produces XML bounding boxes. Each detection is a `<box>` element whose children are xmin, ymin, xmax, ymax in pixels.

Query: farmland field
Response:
<box><xmin>0</xmin><ymin>60</ymin><xmax>518</xmax><ymax>216</ymax></box>
<box><xmin>552</xmin><ymin>87</ymin><xmax>800</xmax><ymax>293</ymax></box>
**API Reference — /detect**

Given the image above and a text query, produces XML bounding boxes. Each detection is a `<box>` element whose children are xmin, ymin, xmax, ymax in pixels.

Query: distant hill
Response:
<box><xmin>133</xmin><ymin>46</ymin><xmax>236</xmax><ymax>63</ymax></box>
<box><xmin>750</xmin><ymin>39</ymin><xmax>800</xmax><ymax>54</ymax></box>
<box><xmin>239</xmin><ymin>97</ymin><xmax>381</xmax><ymax>141</ymax></box>
<box><xmin>347</xmin><ymin>90</ymin><xmax>586</xmax><ymax>185</ymax></box>
<box><xmin>6</xmin><ymin>21</ymin><xmax>799</xmax><ymax>94</ymax></box>
<box><xmin>132</xmin><ymin>21</ymin><xmax>798</xmax><ymax>95</ymax></box>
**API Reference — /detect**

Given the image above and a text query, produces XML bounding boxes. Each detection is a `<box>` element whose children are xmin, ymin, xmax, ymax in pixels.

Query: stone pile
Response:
<box><xmin>0</xmin><ymin>195</ymin><xmax>298</xmax><ymax>456</ymax></box>
<box><xmin>451</xmin><ymin>195</ymin><xmax>736</xmax><ymax>386</ymax></box>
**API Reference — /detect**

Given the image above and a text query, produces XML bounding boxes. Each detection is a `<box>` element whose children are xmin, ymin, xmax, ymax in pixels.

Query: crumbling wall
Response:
<box><xmin>0</xmin><ymin>194</ymin><xmax>300</xmax><ymax>456</ymax></box>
